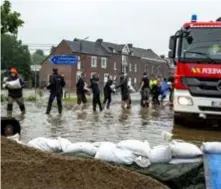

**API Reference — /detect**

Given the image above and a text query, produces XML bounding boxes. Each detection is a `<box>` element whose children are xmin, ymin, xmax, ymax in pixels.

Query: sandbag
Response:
<box><xmin>92</xmin><ymin>141</ymin><xmax>111</xmax><ymax>148</ymax></box>
<box><xmin>63</xmin><ymin>142</ymin><xmax>97</xmax><ymax>156</ymax></box>
<box><xmin>27</xmin><ymin>137</ymin><xmax>62</xmax><ymax>152</ymax></box>
<box><xmin>5</xmin><ymin>78</ymin><xmax>21</xmax><ymax>89</ymax></box>
<box><xmin>117</xmin><ymin>140</ymin><xmax>151</xmax><ymax>157</ymax></box>
<box><xmin>169</xmin><ymin>157</ymin><xmax>203</xmax><ymax>164</ymax></box>
<box><xmin>95</xmin><ymin>142</ymin><xmax>136</xmax><ymax>165</ymax></box>
<box><xmin>134</xmin><ymin>156</ymin><xmax>151</xmax><ymax>168</ymax></box>
<box><xmin>169</xmin><ymin>140</ymin><xmax>202</xmax><ymax>158</ymax></box>
<box><xmin>162</xmin><ymin>131</ymin><xmax>173</xmax><ymax>142</ymax></box>
<box><xmin>7</xmin><ymin>133</ymin><xmax>24</xmax><ymax>144</ymax></box>
<box><xmin>201</xmin><ymin>142</ymin><xmax>221</xmax><ymax>153</ymax></box>
<box><xmin>58</xmin><ymin>137</ymin><xmax>72</xmax><ymax>152</ymax></box>
<box><xmin>149</xmin><ymin>145</ymin><xmax>172</xmax><ymax>163</ymax></box>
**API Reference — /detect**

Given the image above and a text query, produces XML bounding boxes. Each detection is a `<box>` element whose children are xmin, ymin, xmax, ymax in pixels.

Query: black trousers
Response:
<box><xmin>93</xmin><ymin>94</ymin><xmax>102</xmax><ymax>112</ymax></box>
<box><xmin>141</xmin><ymin>88</ymin><xmax>149</xmax><ymax>107</ymax></box>
<box><xmin>169</xmin><ymin>88</ymin><xmax>174</xmax><ymax>103</ymax></box>
<box><xmin>7</xmin><ymin>96</ymin><xmax>26</xmax><ymax>116</ymax></box>
<box><xmin>77</xmin><ymin>93</ymin><xmax>87</xmax><ymax>105</ymax></box>
<box><xmin>152</xmin><ymin>94</ymin><xmax>160</xmax><ymax>105</ymax></box>
<box><xmin>46</xmin><ymin>93</ymin><xmax>62</xmax><ymax>114</ymax></box>
<box><xmin>103</xmin><ymin>94</ymin><xmax>112</xmax><ymax>109</ymax></box>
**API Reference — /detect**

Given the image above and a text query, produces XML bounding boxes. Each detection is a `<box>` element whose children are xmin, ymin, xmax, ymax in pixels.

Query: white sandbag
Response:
<box><xmin>161</xmin><ymin>131</ymin><xmax>173</xmax><ymax>142</ymax></box>
<box><xmin>63</xmin><ymin>142</ymin><xmax>97</xmax><ymax>156</ymax></box>
<box><xmin>27</xmin><ymin>137</ymin><xmax>62</xmax><ymax>152</ymax></box>
<box><xmin>7</xmin><ymin>134</ymin><xmax>24</xmax><ymax>144</ymax></box>
<box><xmin>117</xmin><ymin>140</ymin><xmax>151</xmax><ymax>157</ymax></box>
<box><xmin>201</xmin><ymin>142</ymin><xmax>221</xmax><ymax>153</ymax></box>
<box><xmin>92</xmin><ymin>142</ymin><xmax>110</xmax><ymax>148</ymax></box>
<box><xmin>95</xmin><ymin>142</ymin><xmax>135</xmax><ymax>164</ymax></box>
<box><xmin>134</xmin><ymin>156</ymin><xmax>151</xmax><ymax>168</ymax></box>
<box><xmin>169</xmin><ymin>157</ymin><xmax>203</xmax><ymax>164</ymax></box>
<box><xmin>169</xmin><ymin>140</ymin><xmax>202</xmax><ymax>158</ymax></box>
<box><xmin>149</xmin><ymin>145</ymin><xmax>172</xmax><ymax>163</ymax></box>
<box><xmin>113</xmin><ymin>148</ymin><xmax>136</xmax><ymax>165</ymax></box>
<box><xmin>5</xmin><ymin>78</ymin><xmax>21</xmax><ymax>89</ymax></box>
<box><xmin>110</xmin><ymin>84</ymin><xmax>116</xmax><ymax>93</ymax></box>
<box><xmin>58</xmin><ymin>137</ymin><xmax>72</xmax><ymax>152</ymax></box>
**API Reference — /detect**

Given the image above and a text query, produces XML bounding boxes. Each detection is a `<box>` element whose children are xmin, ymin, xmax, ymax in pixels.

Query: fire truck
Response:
<box><xmin>168</xmin><ymin>15</ymin><xmax>221</xmax><ymax>125</ymax></box>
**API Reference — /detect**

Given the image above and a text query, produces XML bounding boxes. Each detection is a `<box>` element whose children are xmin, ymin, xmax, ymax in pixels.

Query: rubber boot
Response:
<box><xmin>7</xmin><ymin>104</ymin><xmax>13</xmax><ymax>117</ymax></box>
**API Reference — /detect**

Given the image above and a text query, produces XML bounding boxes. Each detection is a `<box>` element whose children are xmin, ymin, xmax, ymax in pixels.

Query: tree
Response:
<box><xmin>1</xmin><ymin>0</ymin><xmax>24</xmax><ymax>35</ymax></box>
<box><xmin>31</xmin><ymin>49</ymin><xmax>46</xmax><ymax>65</ymax></box>
<box><xmin>50</xmin><ymin>46</ymin><xmax>56</xmax><ymax>54</ymax></box>
<box><xmin>1</xmin><ymin>34</ymin><xmax>31</xmax><ymax>80</ymax></box>
<box><xmin>160</xmin><ymin>55</ymin><xmax>165</xmax><ymax>59</ymax></box>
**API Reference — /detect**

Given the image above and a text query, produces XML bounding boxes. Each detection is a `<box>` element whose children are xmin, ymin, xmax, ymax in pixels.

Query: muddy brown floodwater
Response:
<box><xmin>1</xmin><ymin>93</ymin><xmax>221</xmax><ymax>145</ymax></box>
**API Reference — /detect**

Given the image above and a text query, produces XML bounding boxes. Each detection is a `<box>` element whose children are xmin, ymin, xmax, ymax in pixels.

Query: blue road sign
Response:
<box><xmin>49</xmin><ymin>55</ymin><xmax>78</xmax><ymax>65</ymax></box>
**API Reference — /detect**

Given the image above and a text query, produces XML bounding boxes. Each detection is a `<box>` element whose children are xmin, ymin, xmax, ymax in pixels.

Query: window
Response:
<box><xmin>134</xmin><ymin>64</ymin><xmax>137</xmax><ymax>73</ymax></box>
<box><xmin>91</xmin><ymin>56</ymin><xmax>97</xmax><ymax>67</ymax></box>
<box><xmin>104</xmin><ymin>73</ymin><xmax>109</xmax><ymax>82</ymax></box>
<box><xmin>113</xmin><ymin>49</ymin><xmax>116</xmax><ymax>53</ymax></box>
<box><xmin>114</xmin><ymin>61</ymin><xmax>117</xmax><ymax>70</ymax></box>
<box><xmin>122</xmin><ymin>66</ymin><xmax>127</xmax><ymax>73</ymax></box>
<box><xmin>101</xmin><ymin>57</ymin><xmax>107</xmax><ymax>68</ymax></box>
<box><xmin>180</xmin><ymin>28</ymin><xmax>221</xmax><ymax>63</ymax></box>
<box><xmin>145</xmin><ymin>64</ymin><xmax>148</xmax><ymax>72</ymax></box>
<box><xmin>77</xmin><ymin>56</ymin><xmax>81</xmax><ymax>70</ymax></box>
<box><xmin>128</xmin><ymin>77</ymin><xmax>132</xmax><ymax>86</ymax></box>
<box><xmin>129</xmin><ymin>63</ymin><xmax>132</xmax><ymax>72</ymax></box>
<box><xmin>134</xmin><ymin>78</ymin><xmax>137</xmax><ymax>84</ymax></box>
<box><xmin>122</xmin><ymin>55</ymin><xmax>127</xmax><ymax>63</ymax></box>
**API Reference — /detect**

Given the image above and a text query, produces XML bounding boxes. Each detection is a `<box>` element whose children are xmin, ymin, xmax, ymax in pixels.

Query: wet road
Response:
<box><xmin>1</xmin><ymin>93</ymin><xmax>221</xmax><ymax>146</ymax></box>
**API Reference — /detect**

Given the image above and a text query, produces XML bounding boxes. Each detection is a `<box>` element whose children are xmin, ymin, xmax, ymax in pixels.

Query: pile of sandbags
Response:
<box><xmin>7</xmin><ymin>134</ymin><xmax>221</xmax><ymax>168</ymax></box>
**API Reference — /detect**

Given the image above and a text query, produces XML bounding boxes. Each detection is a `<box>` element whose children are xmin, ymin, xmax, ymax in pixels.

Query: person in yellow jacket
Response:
<box><xmin>150</xmin><ymin>78</ymin><xmax>157</xmax><ymax>89</ymax></box>
<box><xmin>208</xmin><ymin>44</ymin><xmax>221</xmax><ymax>55</ymax></box>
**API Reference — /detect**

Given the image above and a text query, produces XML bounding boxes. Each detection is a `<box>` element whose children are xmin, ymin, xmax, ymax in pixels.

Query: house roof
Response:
<box><xmin>131</xmin><ymin>47</ymin><xmax>164</xmax><ymax>61</ymax></box>
<box><xmin>63</xmin><ymin>38</ymin><xmax>164</xmax><ymax>62</ymax></box>
<box><xmin>64</xmin><ymin>39</ymin><xmax>109</xmax><ymax>57</ymax></box>
<box><xmin>98</xmin><ymin>41</ymin><xmax>125</xmax><ymax>53</ymax></box>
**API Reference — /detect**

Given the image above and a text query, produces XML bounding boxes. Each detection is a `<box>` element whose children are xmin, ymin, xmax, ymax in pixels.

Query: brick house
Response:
<box><xmin>39</xmin><ymin>38</ymin><xmax>169</xmax><ymax>91</ymax></box>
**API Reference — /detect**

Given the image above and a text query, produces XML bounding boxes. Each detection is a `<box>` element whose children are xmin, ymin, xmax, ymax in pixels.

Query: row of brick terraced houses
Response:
<box><xmin>39</xmin><ymin>38</ymin><xmax>170</xmax><ymax>90</ymax></box>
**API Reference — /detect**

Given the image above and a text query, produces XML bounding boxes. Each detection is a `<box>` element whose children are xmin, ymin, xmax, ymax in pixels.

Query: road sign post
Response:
<box><xmin>49</xmin><ymin>55</ymin><xmax>78</xmax><ymax>95</ymax></box>
<box><xmin>31</xmin><ymin>65</ymin><xmax>41</xmax><ymax>97</ymax></box>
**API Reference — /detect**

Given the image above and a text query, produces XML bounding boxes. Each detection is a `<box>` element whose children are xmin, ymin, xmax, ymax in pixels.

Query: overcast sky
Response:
<box><xmin>9</xmin><ymin>0</ymin><xmax>221</xmax><ymax>55</ymax></box>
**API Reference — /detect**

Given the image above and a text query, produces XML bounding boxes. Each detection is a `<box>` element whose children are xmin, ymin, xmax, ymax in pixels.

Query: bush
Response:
<box><xmin>24</xmin><ymin>96</ymin><xmax>37</xmax><ymax>102</ymax></box>
<box><xmin>37</xmin><ymin>90</ymin><xmax>44</xmax><ymax>98</ymax></box>
<box><xmin>63</xmin><ymin>97</ymin><xmax>77</xmax><ymax>103</ymax></box>
<box><xmin>1</xmin><ymin>94</ymin><xmax>7</xmax><ymax>102</ymax></box>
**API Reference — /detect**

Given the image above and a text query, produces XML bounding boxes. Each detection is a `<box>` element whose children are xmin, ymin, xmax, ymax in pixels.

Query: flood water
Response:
<box><xmin>1</xmin><ymin>93</ymin><xmax>221</xmax><ymax>146</ymax></box>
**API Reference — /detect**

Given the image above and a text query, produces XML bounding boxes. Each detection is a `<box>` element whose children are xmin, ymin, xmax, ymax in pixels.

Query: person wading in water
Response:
<box><xmin>46</xmin><ymin>68</ymin><xmax>66</xmax><ymax>114</ymax></box>
<box><xmin>139</xmin><ymin>72</ymin><xmax>150</xmax><ymax>108</ymax></box>
<box><xmin>76</xmin><ymin>73</ymin><xmax>89</xmax><ymax>110</ymax></box>
<box><xmin>103</xmin><ymin>75</ymin><xmax>115</xmax><ymax>109</ymax></box>
<box><xmin>89</xmin><ymin>73</ymin><xmax>103</xmax><ymax>112</ymax></box>
<box><xmin>4</xmin><ymin>68</ymin><xmax>26</xmax><ymax>117</ymax></box>
<box><xmin>116</xmin><ymin>73</ymin><xmax>130</xmax><ymax>109</ymax></box>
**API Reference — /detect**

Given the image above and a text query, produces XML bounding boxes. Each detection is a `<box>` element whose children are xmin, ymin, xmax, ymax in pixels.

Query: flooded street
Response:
<box><xmin>1</xmin><ymin>93</ymin><xmax>221</xmax><ymax>146</ymax></box>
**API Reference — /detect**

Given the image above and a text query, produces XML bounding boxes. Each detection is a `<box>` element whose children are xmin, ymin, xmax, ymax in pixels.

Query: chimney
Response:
<box><xmin>96</xmin><ymin>38</ymin><xmax>103</xmax><ymax>44</ymax></box>
<box><xmin>128</xmin><ymin>43</ymin><xmax>133</xmax><ymax>48</ymax></box>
